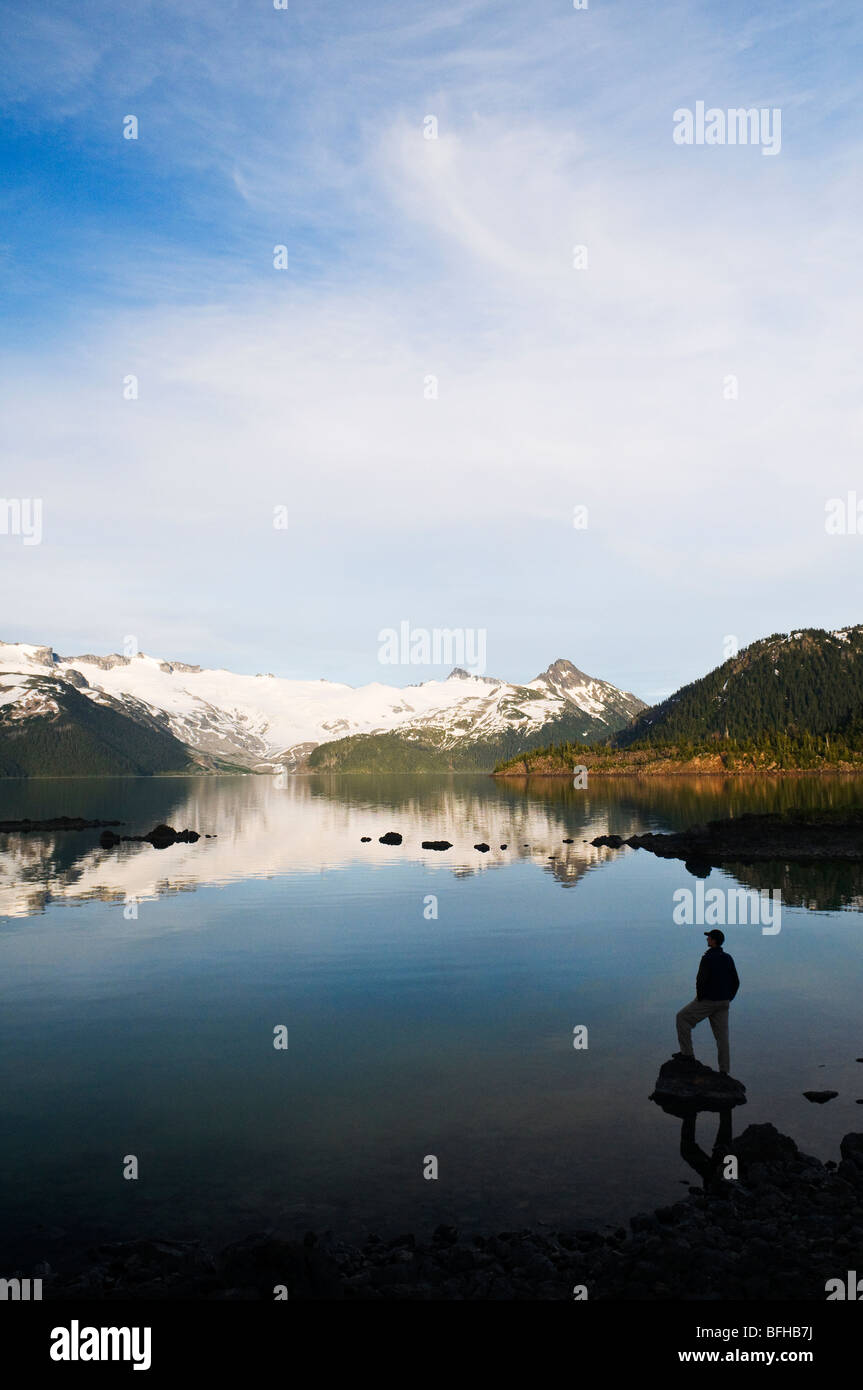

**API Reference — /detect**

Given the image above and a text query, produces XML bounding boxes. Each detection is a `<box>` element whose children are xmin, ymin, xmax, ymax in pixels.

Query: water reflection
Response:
<box><xmin>1</xmin><ymin>774</ymin><xmax>862</xmax><ymax>918</ymax></box>
<box><xmin>0</xmin><ymin>775</ymin><xmax>642</xmax><ymax>917</ymax></box>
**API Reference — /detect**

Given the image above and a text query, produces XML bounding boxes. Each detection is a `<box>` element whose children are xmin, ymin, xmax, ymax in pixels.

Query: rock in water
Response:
<box><xmin>146</xmin><ymin>824</ymin><xmax>199</xmax><ymax>847</ymax></box>
<box><xmin>802</xmin><ymin>1090</ymin><xmax>839</xmax><ymax>1104</ymax></box>
<box><xmin>421</xmin><ymin>841</ymin><xmax>452</xmax><ymax>851</ymax></box>
<box><xmin>650</xmin><ymin>1055</ymin><xmax>747</xmax><ymax>1113</ymax></box>
<box><xmin>0</xmin><ymin>817</ymin><xmax>125</xmax><ymax>834</ymax></box>
<box><xmin>99</xmin><ymin>825</ymin><xmax>201</xmax><ymax>849</ymax></box>
<box><xmin>474</xmin><ymin>843</ymin><xmax>490</xmax><ymax>853</ymax></box>
<box><xmin>378</xmin><ymin>831</ymin><xmax>402</xmax><ymax>846</ymax></box>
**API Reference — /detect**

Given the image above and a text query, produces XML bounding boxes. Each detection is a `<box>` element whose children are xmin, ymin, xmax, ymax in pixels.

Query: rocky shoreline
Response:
<box><xmin>38</xmin><ymin>1120</ymin><xmax>863</xmax><ymax>1301</ymax></box>
<box><xmin>0</xmin><ymin>818</ymin><xmax>211</xmax><ymax>848</ymax></box>
<box><xmin>99</xmin><ymin>823</ymin><xmax>210</xmax><ymax>849</ymax></box>
<box><xmin>592</xmin><ymin>810</ymin><xmax>863</xmax><ymax>865</ymax></box>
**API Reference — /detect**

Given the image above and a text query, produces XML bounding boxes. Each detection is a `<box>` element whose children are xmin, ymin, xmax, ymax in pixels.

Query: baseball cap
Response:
<box><xmin>704</xmin><ymin>929</ymin><xmax>725</xmax><ymax>944</ymax></box>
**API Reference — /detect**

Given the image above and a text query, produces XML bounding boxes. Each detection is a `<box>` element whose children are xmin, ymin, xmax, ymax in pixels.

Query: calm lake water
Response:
<box><xmin>1</xmin><ymin>774</ymin><xmax>861</xmax><ymax>1269</ymax></box>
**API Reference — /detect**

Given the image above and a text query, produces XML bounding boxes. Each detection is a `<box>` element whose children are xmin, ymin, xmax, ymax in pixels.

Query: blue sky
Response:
<box><xmin>2</xmin><ymin>0</ymin><xmax>862</xmax><ymax>698</ymax></box>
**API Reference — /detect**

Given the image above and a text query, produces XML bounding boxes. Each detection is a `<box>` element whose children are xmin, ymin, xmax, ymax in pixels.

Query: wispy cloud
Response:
<box><xmin>1</xmin><ymin>0</ymin><xmax>862</xmax><ymax>690</ymax></box>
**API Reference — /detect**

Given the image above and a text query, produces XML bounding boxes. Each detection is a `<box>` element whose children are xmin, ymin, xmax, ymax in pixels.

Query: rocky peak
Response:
<box><xmin>533</xmin><ymin>658</ymin><xmax>592</xmax><ymax>687</ymax></box>
<box><xmin>61</xmin><ymin>653</ymin><xmax>132</xmax><ymax>671</ymax></box>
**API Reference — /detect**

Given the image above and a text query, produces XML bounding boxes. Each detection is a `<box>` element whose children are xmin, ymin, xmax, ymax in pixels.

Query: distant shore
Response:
<box><xmin>493</xmin><ymin>751</ymin><xmax>863</xmax><ymax>778</ymax></box>
<box><xmin>494</xmin><ymin>767</ymin><xmax>863</xmax><ymax>778</ymax></box>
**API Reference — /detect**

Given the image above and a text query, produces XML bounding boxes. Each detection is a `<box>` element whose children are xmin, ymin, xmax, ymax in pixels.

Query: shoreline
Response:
<box><xmin>493</xmin><ymin>767</ymin><xmax>863</xmax><ymax>779</ymax></box>
<box><xmin>37</xmin><ymin>1120</ymin><xmax>863</xmax><ymax>1301</ymax></box>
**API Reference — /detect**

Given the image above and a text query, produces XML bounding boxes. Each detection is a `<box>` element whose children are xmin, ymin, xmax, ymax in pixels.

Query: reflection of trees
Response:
<box><xmin>306</xmin><ymin>771</ymin><xmax>863</xmax><ymax>829</ymax></box>
<box><xmin>722</xmin><ymin>858</ymin><xmax>863</xmax><ymax>913</ymax></box>
<box><xmin>303</xmin><ymin>773</ymin><xmax>655</xmax><ymax>851</ymax></box>
<box><xmin>504</xmin><ymin>773</ymin><xmax>863</xmax><ymax>823</ymax></box>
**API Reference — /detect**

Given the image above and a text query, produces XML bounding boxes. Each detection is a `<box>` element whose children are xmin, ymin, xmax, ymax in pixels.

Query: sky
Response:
<box><xmin>1</xmin><ymin>0</ymin><xmax>862</xmax><ymax>701</ymax></box>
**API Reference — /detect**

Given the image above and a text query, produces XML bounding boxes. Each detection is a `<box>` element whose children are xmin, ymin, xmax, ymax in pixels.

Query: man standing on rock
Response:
<box><xmin>675</xmin><ymin>929</ymin><xmax>740</xmax><ymax>1074</ymax></box>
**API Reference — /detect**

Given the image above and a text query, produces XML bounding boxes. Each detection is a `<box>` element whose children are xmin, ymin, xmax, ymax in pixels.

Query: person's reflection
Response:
<box><xmin>679</xmin><ymin>1107</ymin><xmax>734</xmax><ymax>1192</ymax></box>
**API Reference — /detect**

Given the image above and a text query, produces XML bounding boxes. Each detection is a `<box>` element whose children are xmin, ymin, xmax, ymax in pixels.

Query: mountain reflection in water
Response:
<box><xmin>2</xmin><ymin>774</ymin><xmax>863</xmax><ymax>917</ymax></box>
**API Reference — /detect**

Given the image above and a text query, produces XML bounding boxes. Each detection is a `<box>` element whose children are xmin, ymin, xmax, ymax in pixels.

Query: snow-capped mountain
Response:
<box><xmin>0</xmin><ymin>641</ymin><xmax>645</xmax><ymax>773</ymax></box>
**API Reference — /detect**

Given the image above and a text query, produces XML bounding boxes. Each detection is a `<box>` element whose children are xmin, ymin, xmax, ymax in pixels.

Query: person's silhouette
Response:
<box><xmin>675</xmin><ymin>929</ymin><xmax>740</xmax><ymax>1073</ymax></box>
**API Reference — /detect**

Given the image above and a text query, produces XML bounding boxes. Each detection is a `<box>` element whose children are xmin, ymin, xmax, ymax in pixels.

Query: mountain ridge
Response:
<box><xmin>0</xmin><ymin>639</ymin><xmax>645</xmax><ymax>776</ymax></box>
<box><xmin>494</xmin><ymin>627</ymin><xmax>863</xmax><ymax>776</ymax></box>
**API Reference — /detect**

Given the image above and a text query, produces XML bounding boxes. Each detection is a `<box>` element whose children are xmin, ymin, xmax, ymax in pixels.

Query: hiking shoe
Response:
<box><xmin>671</xmin><ymin>1053</ymin><xmax>699</xmax><ymax>1070</ymax></box>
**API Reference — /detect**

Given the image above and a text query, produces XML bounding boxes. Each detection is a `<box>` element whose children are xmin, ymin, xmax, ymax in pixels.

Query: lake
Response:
<box><xmin>1</xmin><ymin>773</ymin><xmax>861</xmax><ymax>1272</ymax></box>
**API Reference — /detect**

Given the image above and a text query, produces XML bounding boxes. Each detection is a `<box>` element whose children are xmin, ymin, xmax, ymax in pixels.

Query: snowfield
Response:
<box><xmin>0</xmin><ymin>641</ymin><xmax>645</xmax><ymax>767</ymax></box>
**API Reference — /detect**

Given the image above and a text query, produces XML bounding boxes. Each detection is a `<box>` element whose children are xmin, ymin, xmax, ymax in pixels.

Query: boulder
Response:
<box><xmin>99</xmin><ymin>824</ymin><xmax>201</xmax><ymax>849</ymax></box>
<box><xmin>650</xmin><ymin>1055</ymin><xmax>747</xmax><ymax>1113</ymax></box>
<box><xmin>839</xmin><ymin>1134</ymin><xmax>863</xmax><ymax>1169</ymax></box>
<box><xmin>146</xmin><ymin>825</ymin><xmax>199</xmax><ymax>847</ymax></box>
<box><xmin>732</xmin><ymin>1123</ymin><xmax>799</xmax><ymax>1167</ymax></box>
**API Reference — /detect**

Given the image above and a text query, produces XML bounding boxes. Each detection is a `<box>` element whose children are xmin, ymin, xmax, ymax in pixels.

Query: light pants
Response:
<box><xmin>676</xmin><ymin>998</ymin><xmax>731</xmax><ymax>1072</ymax></box>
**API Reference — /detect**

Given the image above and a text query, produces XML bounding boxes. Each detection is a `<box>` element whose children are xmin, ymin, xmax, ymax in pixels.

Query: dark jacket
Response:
<box><xmin>696</xmin><ymin>946</ymin><xmax>739</xmax><ymax>1002</ymax></box>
